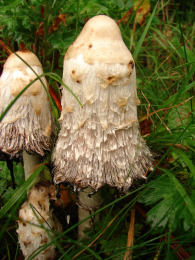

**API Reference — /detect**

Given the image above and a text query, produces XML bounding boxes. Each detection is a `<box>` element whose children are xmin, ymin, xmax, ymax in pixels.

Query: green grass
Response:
<box><xmin>0</xmin><ymin>0</ymin><xmax>194</xmax><ymax>259</ymax></box>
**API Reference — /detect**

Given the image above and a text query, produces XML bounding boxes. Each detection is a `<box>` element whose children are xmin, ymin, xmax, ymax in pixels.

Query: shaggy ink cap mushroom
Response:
<box><xmin>17</xmin><ymin>182</ymin><xmax>62</xmax><ymax>260</ymax></box>
<box><xmin>0</xmin><ymin>51</ymin><xmax>52</xmax><ymax>157</ymax></box>
<box><xmin>53</xmin><ymin>15</ymin><xmax>153</xmax><ymax>192</ymax></box>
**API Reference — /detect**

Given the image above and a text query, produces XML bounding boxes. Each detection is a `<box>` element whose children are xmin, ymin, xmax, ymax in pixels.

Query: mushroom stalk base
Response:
<box><xmin>23</xmin><ymin>150</ymin><xmax>40</xmax><ymax>181</ymax></box>
<box><xmin>78</xmin><ymin>187</ymin><xmax>102</xmax><ymax>239</ymax></box>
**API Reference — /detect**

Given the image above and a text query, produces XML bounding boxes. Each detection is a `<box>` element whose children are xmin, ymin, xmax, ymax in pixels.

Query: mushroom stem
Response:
<box><xmin>23</xmin><ymin>150</ymin><xmax>40</xmax><ymax>181</ymax></box>
<box><xmin>78</xmin><ymin>188</ymin><xmax>102</xmax><ymax>239</ymax></box>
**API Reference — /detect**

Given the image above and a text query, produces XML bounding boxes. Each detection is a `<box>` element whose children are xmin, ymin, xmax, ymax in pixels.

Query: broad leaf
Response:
<box><xmin>138</xmin><ymin>171</ymin><xmax>195</xmax><ymax>232</ymax></box>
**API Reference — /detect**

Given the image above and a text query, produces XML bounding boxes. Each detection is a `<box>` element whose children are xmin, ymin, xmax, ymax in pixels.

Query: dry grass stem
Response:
<box><xmin>124</xmin><ymin>208</ymin><xmax>135</xmax><ymax>260</ymax></box>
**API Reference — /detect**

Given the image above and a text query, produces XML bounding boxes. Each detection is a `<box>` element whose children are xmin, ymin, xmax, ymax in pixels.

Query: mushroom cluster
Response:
<box><xmin>0</xmin><ymin>14</ymin><xmax>153</xmax><ymax>250</ymax></box>
<box><xmin>52</xmin><ymin>15</ymin><xmax>153</xmax><ymax>193</ymax></box>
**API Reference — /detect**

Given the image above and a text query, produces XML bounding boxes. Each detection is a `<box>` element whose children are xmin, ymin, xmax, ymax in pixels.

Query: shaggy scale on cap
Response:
<box><xmin>0</xmin><ymin>51</ymin><xmax>52</xmax><ymax>157</ymax></box>
<box><xmin>53</xmin><ymin>15</ymin><xmax>153</xmax><ymax>192</ymax></box>
<box><xmin>17</xmin><ymin>183</ymin><xmax>62</xmax><ymax>260</ymax></box>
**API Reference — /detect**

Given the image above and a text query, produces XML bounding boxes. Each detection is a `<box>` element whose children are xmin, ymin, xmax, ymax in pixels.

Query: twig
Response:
<box><xmin>139</xmin><ymin>96</ymin><xmax>193</xmax><ymax>122</ymax></box>
<box><xmin>0</xmin><ymin>40</ymin><xmax>12</xmax><ymax>55</ymax></box>
<box><xmin>117</xmin><ymin>8</ymin><xmax>133</xmax><ymax>24</ymax></box>
<box><xmin>147</xmin><ymin>55</ymin><xmax>170</xmax><ymax>81</ymax></box>
<box><xmin>124</xmin><ymin>208</ymin><xmax>135</xmax><ymax>260</ymax></box>
<box><xmin>141</xmin><ymin>90</ymin><xmax>172</xmax><ymax>134</ymax></box>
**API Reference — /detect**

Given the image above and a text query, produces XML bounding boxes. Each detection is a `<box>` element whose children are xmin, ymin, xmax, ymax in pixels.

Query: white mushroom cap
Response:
<box><xmin>65</xmin><ymin>15</ymin><xmax>132</xmax><ymax>64</ymax></box>
<box><xmin>0</xmin><ymin>51</ymin><xmax>52</xmax><ymax>156</ymax></box>
<box><xmin>53</xmin><ymin>15</ymin><xmax>152</xmax><ymax>192</ymax></box>
<box><xmin>4</xmin><ymin>51</ymin><xmax>42</xmax><ymax>70</ymax></box>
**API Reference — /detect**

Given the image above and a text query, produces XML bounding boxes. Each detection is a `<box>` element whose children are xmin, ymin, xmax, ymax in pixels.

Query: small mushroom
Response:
<box><xmin>17</xmin><ymin>182</ymin><xmax>62</xmax><ymax>260</ymax></box>
<box><xmin>52</xmin><ymin>15</ymin><xmax>153</xmax><ymax>237</ymax></box>
<box><xmin>0</xmin><ymin>50</ymin><xmax>52</xmax><ymax>179</ymax></box>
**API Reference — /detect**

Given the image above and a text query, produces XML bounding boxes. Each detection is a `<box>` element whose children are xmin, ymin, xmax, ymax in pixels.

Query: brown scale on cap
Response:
<box><xmin>0</xmin><ymin>51</ymin><xmax>52</xmax><ymax>157</ymax></box>
<box><xmin>128</xmin><ymin>60</ymin><xmax>134</xmax><ymax>75</ymax></box>
<box><xmin>53</xmin><ymin>15</ymin><xmax>153</xmax><ymax>192</ymax></box>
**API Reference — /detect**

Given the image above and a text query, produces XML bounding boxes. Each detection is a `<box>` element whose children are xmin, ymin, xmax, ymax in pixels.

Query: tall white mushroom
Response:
<box><xmin>52</xmin><ymin>15</ymin><xmax>153</xmax><ymax>237</ymax></box>
<box><xmin>0</xmin><ymin>51</ymin><xmax>61</xmax><ymax>258</ymax></box>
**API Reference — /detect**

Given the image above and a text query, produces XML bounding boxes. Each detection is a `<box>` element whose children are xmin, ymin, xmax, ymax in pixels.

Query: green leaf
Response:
<box><xmin>173</xmin><ymin>149</ymin><xmax>195</xmax><ymax>181</ymax></box>
<box><xmin>138</xmin><ymin>170</ymin><xmax>195</xmax><ymax>231</ymax></box>
<box><xmin>165</xmin><ymin>169</ymin><xmax>195</xmax><ymax>218</ymax></box>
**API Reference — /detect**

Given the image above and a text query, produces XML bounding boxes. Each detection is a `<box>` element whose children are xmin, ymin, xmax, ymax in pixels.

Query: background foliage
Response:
<box><xmin>0</xmin><ymin>0</ymin><xmax>194</xmax><ymax>259</ymax></box>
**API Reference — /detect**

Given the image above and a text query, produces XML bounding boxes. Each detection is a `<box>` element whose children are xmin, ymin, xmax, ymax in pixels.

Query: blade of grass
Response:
<box><xmin>178</xmin><ymin>19</ymin><xmax>193</xmax><ymax>116</ymax></box>
<box><xmin>133</xmin><ymin>1</ymin><xmax>158</xmax><ymax>60</ymax></box>
<box><xmin>29</xmin><ymin>203</ymin><xmax>65</xmax><ymax>256</ymax></box>
<box><xmin>6</xmin><ymin>240</ymin><xmax>11</xmax><ymax>260</ymax></box>
<box><xmin>45</xmin><ymin>72</ymin><xmax>82</xmax><ymax>107</ymax></box>
<box><xmin>0</xmin><ymin>199</ymin><xmax>21</xmax><ymax>240</ymax></box>
<box><xmin>124</xmin><ymin>208</ymin><xmax>135</xmax><ymax>260</ymax></box>
<box><xmin>11</xmin><ymin>53</ymin><xmax>81</xmax><ymax>134</ymax></box>
<box><xmin>149</xmin><ymin>119</ymin><xmax>193</xmax><ymax>176</ymax></box>
<box><xmin>0</xmin><ymin>164</ymin><xmax>45</xmax><ymax>218</ymax></box>
<box><xmin>0</xmin><ymin>77</ymin><xmax>44</xmax><ymax>122</ymax></box>
<box><xmin>72</xmin><ymin>202</ymin><xmax>131</xmax><ymax>260</ymax></box>
<box><xmin>13</xmin><ymin>52</ymin><xmax>60</xmax><ymax>128</ymax></box>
